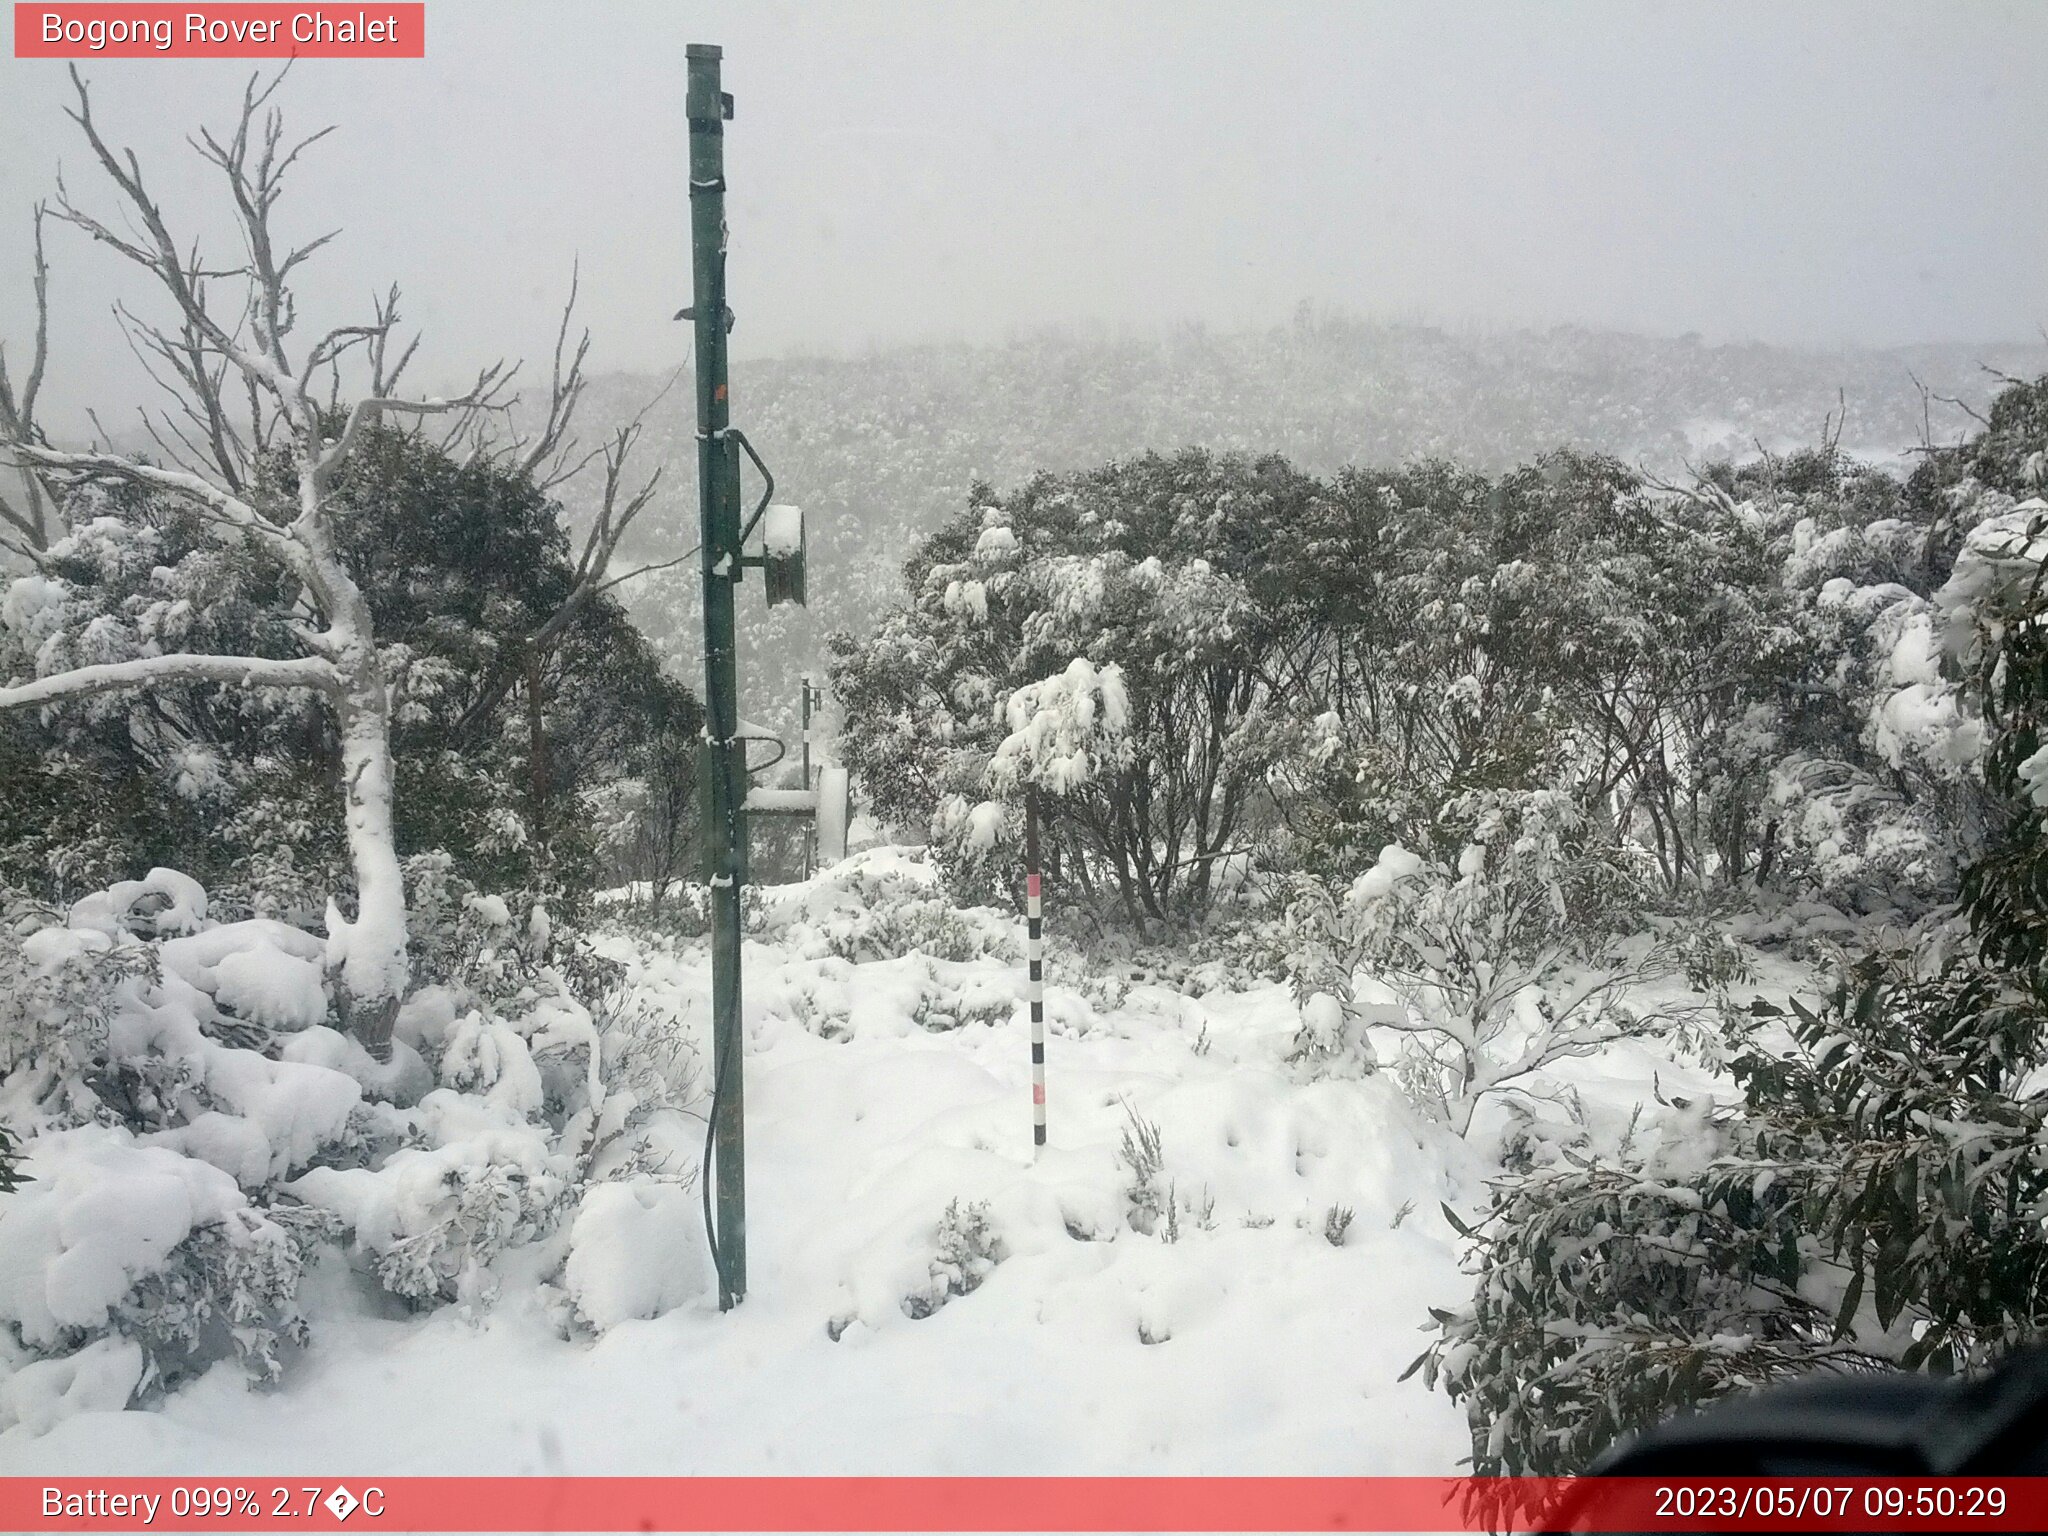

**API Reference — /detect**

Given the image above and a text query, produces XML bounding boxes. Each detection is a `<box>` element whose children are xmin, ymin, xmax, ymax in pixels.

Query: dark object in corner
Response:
<box><xmin>1548</xmin><ymin>1349</ymin><xmax>2048</xmax><ymax>1534</ymax></box>
<box><xmin>1590</xmin><ymin>1348</ymin><xmax>2048</xmax><ymax>1476</ymax></box>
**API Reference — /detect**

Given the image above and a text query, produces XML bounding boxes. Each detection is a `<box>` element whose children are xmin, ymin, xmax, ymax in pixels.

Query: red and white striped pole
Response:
<box><xmin>1025</xmin><ymin>787</ymin><xmax>1046</xmax><ymax>1152</ymax></box>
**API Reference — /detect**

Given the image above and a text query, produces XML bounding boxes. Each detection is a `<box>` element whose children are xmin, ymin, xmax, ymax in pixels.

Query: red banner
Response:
<box><xmin>13</xmin><ymin>5</ymin><xmax>425</xmax><ymax>58</ymax></box>
<box><xmin>3</xmin><ymin>1476</ymin><xmax>2046</xmax><ymax>1532</ymax></box>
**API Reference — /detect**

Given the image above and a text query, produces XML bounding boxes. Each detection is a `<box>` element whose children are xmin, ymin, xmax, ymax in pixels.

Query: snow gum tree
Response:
<box><xmin>0</xmin><ymin>433</ymin><xmax>696</xmax><ymax>918</ymax></box>
<box><xmin>0</xmin><ymin>73</ymin><xmax>627</xmax><ymax>1057</ymax></box>
<box><xmin>831</xmin><ymin>451</ymin><xmax>1331</xmax><ymax>926</ymax></box>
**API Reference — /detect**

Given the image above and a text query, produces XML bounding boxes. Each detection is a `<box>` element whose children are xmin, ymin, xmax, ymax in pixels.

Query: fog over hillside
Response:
<box><xmin>557</xmin><ymin>318</ymin><xmax>2048</xmax><ymax>726</ymax></box>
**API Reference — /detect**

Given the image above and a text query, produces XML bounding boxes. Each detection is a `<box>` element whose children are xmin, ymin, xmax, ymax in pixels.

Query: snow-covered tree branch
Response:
<box><xmin>0</xmin><ymin>652</ymin><xmax>338</xmax><ymax>710</ymax></box>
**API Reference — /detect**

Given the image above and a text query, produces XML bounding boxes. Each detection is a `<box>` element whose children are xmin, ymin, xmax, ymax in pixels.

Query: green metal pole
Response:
<box><xmin>687</xmin><ymin>41</ymin><xmax>746</xmax><ymax>1309</ymax></box>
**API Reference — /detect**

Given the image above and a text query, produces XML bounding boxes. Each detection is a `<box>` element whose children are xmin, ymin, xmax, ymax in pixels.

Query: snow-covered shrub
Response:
<box><xmin>910</xmin><ymin>975</ymin><xmax>1011</xmax><ymax>1033</ymax></box>
<box><xmin>319</xmin><ymin>1137</ymin><xmax>564</xmax><ymax>1310</ymax></box>
<box><xmin>795</xmin><ymin>855</ymin><xmax>1018</xmax><ymax>964</ymax></box>
<box><xmin>1288</xmin><ymin>791</ymin><xmax>1676</xmax><ymax>1134</ymax></box>
<box><xmin>1951</xmin><ymin>499</ymin><xmax>2048</xmax><ymax>986</ymax></box>
<box><xmin>0</xmin><ymin>875</ymin><xmax>379</xmax><ymax>1412</ymax></box>
<box><xmin>0</xmin><ymin>900</ymin><xmax>158</xmax><ymax>1103</ymax></box>
<box><xmin>1387</xmin><ymin>490</ymin><xmax>2048</xmax><ymax>1474</ymax></box>
<box><xmin>291</xmin><ymin>986</ymin><xmax>576</xmax><ymax>1312</ymax></box>
<box><xmin>902</xmin><ymin>1199</ymin><xmax>1003</xmax><ymax>1320</ymax></box>
<box><xmin>298</xmin><ymin>979</ymin><xmax>589</xmax><ymax>1308</ymax></box>
<box><xmin>825</xmin><ymin>897</ymin><xmax>1009</xmax><ymax>965</ymax></box>
<box><xmin>0</xmin><ymin>864</ymin><xmax>641</xmax><ymax>1410</ymax></box>
<box><xmin>0</xmin><ymin>1130</ymin><xmax>332</xmax><ymax>1401</ymax></box>
<box><xmin>784</xmin><ymin>984</ymin><xmax>853</xmax><ymax>1042</ymax></box>
<box><xmin>553</xmin><ymin>981</ymin><xmax>701</xmax><ymax>1186</ymax></box>
<box><xmin>295</xmin><ymin>927</ymin><xmax>680</xmax><ymax>1314</ymax></box>
<box><xmin>1416</xmin><ymin>943</ymin><xmax>2048</xmax><ymax>1475</ymax></box>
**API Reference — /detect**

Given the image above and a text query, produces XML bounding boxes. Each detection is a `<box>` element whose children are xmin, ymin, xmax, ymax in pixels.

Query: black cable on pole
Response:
<box><xmin>700</xmin><ymin>702</ymin><xmax>745</xmax><ymax>1308</ymax></box>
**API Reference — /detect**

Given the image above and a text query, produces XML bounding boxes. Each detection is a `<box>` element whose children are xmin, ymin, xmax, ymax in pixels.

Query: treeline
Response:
<box><xmin>834</xmin><ymin>373</ymin><xmax>2048</xmax><ymax>927</ymax></box>
<box><xmin>571</xmin><ymin>319</ymin><xmax>2048</xmax><ymax>729</ymax></box>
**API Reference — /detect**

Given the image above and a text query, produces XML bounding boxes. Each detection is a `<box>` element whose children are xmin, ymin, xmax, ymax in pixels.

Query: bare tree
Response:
<box><xmin>0</xmin><ymin>207</ymin><xmax>57</xmax><ymax>560</ymax></box>
<box><xmin>0</xmin><ymin>70</ymin><xmax>529</xmax><ymax>1058</ymax></box>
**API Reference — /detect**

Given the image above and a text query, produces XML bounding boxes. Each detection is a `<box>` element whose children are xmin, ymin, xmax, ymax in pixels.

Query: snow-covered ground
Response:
<box><xmin>0</xmin><ymin>850</ymin><xmax>1765</xmax><ymax>1480</ymax></box>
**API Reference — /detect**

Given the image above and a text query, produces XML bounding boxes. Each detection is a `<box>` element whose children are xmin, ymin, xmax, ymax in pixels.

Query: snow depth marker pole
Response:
<box><xmin>686</xmin><ymin>41</ymin><xmax>746</xmax><ymax>1310</ymax></box>
<box><xmin>1025</xmin><ymin>786</ymin><xmax>1047</xmax><ymax>1153</ymax></box>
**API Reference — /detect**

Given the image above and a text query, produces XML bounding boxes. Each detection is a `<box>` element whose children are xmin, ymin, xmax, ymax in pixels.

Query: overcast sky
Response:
<box><xmin>2</xmin><ymin>0</ymin><xmax>2045</xmax><ymax>418</ymax></box>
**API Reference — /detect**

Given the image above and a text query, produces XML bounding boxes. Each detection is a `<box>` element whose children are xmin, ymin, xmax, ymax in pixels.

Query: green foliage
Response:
<box><xmin>1419</xmin><ymin>948</ymin><xmax>2048</xmax><ymax>1475</ymax></box>
<box><xmin>1415</xmin><ymin>381</ymin><xmax>2048</xmax><ymax>1471</ymax></box>
<box><xmin>836</xmin><ymin>423</ymin><xmax>1999</xmax><ymax>933</ymax></box>
<box><xmin>1417</xmin><ymin>381</ymin><xmax>2048</xmax><ymax>1473</ymax></box>
<box><xmin>0</xmin><ymin>1119</ymin><xmax>23</xmax><ymax>1193</ymax></box>
<box><xmin>1959</xmin><ymin>506</ymin><xmax>2048</xmax><ymax>988</ymax></box>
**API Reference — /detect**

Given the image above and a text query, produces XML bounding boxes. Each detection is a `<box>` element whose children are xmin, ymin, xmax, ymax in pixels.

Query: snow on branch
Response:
<box><xmin>988</xmin><ymin>657</ymin><xmax>1133</xmax><ymax>796</ymax></box>
<box><xmin>3</xmin><ymin>442</ymin><xmax>313</xmax><ymax>578</ymax></box>
<box><xmin>0</xmin><ymin>651</ymin><xmax>339</xmax><ymax>711</ymax></box>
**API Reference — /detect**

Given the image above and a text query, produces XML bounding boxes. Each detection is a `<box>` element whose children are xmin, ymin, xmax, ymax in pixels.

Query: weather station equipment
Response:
<box><xmin>681</xmin><ymin>42</ymin><xmax>845</xmax><ymax>1311</ymax></box>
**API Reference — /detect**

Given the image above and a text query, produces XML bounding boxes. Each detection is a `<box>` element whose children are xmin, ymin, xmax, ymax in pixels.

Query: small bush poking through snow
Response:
<box><xmin>823</xmin><ymin>897</ymin><xmax>1013</xmax><ymax>966</ymax></box>
<box><xmin>1117</xmin><ymin>1100</ymin><xmax>1170</xmax><ymax>1238</ymax></box>
<box><xmin>784</xmin><ymin>985</ymin><xmax>852</xmax><ymax>1042</ymax></box>
<box><xmin>902</xmin><ymin>1199</ymin><xmax>1003</xmax><ymax>1320</ymax></box>
<box><xmin>557</xmin><ymin>985</ymin><xmax>702</xmax><ymax>1185</ymax></box>
<box><xmin>911</xmin><ymin>982</ymin><xmax>1011</xmax><ymax>1034</ymax></box>
<box><xmin>1322</xmin><ymin>1204</ymin><xmax>1355</xmax><ymax>1247</ymax></box>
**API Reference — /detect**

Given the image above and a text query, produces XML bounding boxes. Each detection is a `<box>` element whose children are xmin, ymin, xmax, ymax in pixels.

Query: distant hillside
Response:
<box><xmin>552</xmin><ymin>319</ymin><xmax>2048</xmax><ymax>732</ymax></box>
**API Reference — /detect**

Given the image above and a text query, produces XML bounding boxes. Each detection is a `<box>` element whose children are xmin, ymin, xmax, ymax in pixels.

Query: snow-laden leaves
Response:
<box><xmin>1286</xmin><ymin>791</ymin><xmax>1681</xmax><ymax>1130</ymax></box>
